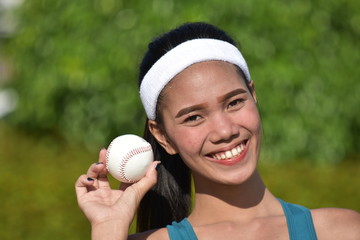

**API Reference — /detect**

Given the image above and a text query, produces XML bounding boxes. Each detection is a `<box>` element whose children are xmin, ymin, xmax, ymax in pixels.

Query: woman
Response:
<box><xmin>75</xmin><ymin>22</ymin><xmax>360</xmax><ymax>239</ymax></box>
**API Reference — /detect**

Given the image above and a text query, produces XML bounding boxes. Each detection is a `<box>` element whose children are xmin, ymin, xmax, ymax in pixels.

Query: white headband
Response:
<box><xmin>140</xmin><ymin>38</ymin><xmax>251</xmax><ymax>120</ymax></box>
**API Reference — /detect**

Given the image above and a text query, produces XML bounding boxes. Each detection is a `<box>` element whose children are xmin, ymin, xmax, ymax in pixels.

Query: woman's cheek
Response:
<box><xmin>242</xmin><ymin>104</ymin><xmax>261</xmax><ymax>131</ymax></box>
<box><xmin>175</xmin><ymin>128</ymin><xmax>204</xmax><ymax>151</ymax></box>
<box><xmin>181</xmin><ymin>129</ymin><xmax>201</xmax><ymax>146</ymax></box>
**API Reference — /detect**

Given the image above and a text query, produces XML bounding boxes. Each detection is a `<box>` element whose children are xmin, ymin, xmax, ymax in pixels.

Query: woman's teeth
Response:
<box><xmin>212</xmin><ymin>143</ymin><xmax>245</xmax><ymax>160</ymax></box>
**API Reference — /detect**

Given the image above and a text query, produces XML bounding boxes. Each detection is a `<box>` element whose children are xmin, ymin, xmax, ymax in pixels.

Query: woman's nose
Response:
<box><xmin>208</xmin><ymin>113</ymin><xmax>239</xmax><ymax>143</ymax></box>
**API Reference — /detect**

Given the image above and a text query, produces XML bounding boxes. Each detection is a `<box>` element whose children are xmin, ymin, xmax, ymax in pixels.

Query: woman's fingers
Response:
<box><xmin>76</xmin><ymin>149</ymin><xmax>159</xmax><ymax>204</ymax></box>
<box><xmin>75</xmin><ymin>174</ymin><xmax>95</xmax><ymax>201</ymax></box>
<box><xmin>75</xmin><ymin>151</ymin><xmax>106</xmax><ymax>204</ymax></box>
<box><xmin>86</xmin><ymin>162</ymin><xmax>105</xmax><ymax>179</ymax></box>
<box><xmin>84</xmin><ymin>149</ymin><xmax>110</xmax><ymax>187</ymax></box>
<box><xmin>86</xmin><ymin>148</ymin><xmax>107</xmax><ymax>176</ymax></box>
<box><xmin>97</xmin><ymin>149</ymin><xmax>111</xmax><ymax>189</ymax></box>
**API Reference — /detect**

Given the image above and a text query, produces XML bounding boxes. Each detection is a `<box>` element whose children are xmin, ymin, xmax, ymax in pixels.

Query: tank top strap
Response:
<box><xmin>278</xmin><ymin>198</ymin><xmax>318</xmax><ymax>240</ymax></box>
<box><xmin>166</xmin><ymin>218</ymin><xmax>198</xmax><ymax>240</ymax></box>
<box><xmin>167</xmin><ymin>200</ymin><xmax>317</xmax><ymax>239</ymax></box>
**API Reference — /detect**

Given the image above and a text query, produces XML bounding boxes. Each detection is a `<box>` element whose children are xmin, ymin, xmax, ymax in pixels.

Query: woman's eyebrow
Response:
<box><xmin>217</xmin><ymin>88</ymin><xmax>247</xmax><ymax>102</ymax></box>
<box><xmin>175</xmin><ymin>89</ymin><xmax>247</xmax><ymax>118</ymax></box>
<box><xmin>175</xmin><ymin>103</ymin><xmax>208</xmax><ymax>118</ymax></box>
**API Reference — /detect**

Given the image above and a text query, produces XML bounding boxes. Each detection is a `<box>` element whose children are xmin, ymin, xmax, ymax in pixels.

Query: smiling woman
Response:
<box><xmin>75</xmin><ymin>22</ymin><xmax>360</xmax><ymax>240</ymax></box>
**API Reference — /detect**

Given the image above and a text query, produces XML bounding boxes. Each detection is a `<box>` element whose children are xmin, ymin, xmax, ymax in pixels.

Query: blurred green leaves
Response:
<box><xmin>2</xmin><ymin>0</ymin><xmax>360</xmax><ymax>163</ymax></box>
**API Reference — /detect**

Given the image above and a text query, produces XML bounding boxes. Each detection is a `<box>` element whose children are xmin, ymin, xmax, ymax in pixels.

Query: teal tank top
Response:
<box><xmin>166</xmin><ymin>199</ymin><xmax>318</xmax><ymax>240</ymax></box>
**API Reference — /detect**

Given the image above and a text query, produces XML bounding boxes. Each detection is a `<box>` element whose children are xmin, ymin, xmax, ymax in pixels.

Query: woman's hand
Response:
<box><xmin>75</xmin><ymin>149</ymin><xmax>159</xmax><ymax>239</ymax></box>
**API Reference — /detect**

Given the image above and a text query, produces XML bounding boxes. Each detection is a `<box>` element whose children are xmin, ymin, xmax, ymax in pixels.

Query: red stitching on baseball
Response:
<box><xmin>119</xmin><ymin>145</ymin><xmax>152</xmax><ymax>182</ymax></box>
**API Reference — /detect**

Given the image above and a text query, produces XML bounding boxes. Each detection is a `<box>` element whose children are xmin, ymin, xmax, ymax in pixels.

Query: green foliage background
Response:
<box><xmin>0</xmin><ymin>0</ymin><xmax>359</xmax><ymax>239</ymax></box>
<box><xmin>2</xmin><ymin>0</ymin><xmax>360</xmax><ymax>163</ymax></box>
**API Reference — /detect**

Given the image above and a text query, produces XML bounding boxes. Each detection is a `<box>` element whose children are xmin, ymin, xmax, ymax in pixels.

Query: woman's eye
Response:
<box><xmin>228</xmin><ymin>99</ymin><xmax>244</xmax><ymax>109</ymax></box>
<box><xmin>184</xmin><ymin>115</ymin><xmax>201</xmax><ymax>123</ymax></box>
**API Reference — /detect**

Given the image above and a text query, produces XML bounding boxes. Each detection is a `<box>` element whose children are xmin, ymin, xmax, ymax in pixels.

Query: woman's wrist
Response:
<box><xmin>91</xmin><ymin>220</ymin><xmax>130</xmax><ymax>240</ymax></box>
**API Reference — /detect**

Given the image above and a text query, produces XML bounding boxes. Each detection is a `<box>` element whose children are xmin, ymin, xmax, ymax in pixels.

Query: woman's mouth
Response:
<box><xmin>207</xmin><ymin>139</ymin><xmax>249</xmax><ymax>163</ymax></box>
<box><xmin>207</xmin><ymin>139</ymin><xmax>249</xmax><ymax>166</ymax></box>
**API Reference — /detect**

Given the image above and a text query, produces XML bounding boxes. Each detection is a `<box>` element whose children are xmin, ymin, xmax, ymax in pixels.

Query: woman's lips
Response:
<box><xmin>206</xmin><ymin>140</ymin><xmax>249</xmax><ymax>166</ymax></box>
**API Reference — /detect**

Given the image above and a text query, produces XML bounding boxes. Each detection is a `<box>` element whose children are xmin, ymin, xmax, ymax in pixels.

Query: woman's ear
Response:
<box><xmin>148</xmin><ymin>120</ymin><xmax>178</xmax><ymax>155</ymax></box>
<box><xmin>248</xmin><ymin>80</ymin><xmax>257</xmax><ymax>103</ymax></box>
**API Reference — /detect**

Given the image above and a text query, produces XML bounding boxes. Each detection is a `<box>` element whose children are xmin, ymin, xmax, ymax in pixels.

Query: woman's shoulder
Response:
<box><xmin>311</xmin><ymin>207</ymin><xmax>360</xmax><ymax>239</ymax></box>
<box><xmin>128</xmin><ymin>227</ymin><xmax>169</xmax><ymax>240</ymax></box>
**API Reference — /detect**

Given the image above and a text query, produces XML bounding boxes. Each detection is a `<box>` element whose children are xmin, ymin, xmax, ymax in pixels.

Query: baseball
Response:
<box><xmin>106</xmin><ymin>134</ymin><xmax>154</xmax><ymax>183</ymax></box>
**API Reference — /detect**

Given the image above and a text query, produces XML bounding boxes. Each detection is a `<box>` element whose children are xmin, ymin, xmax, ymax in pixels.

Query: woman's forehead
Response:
<box><xmin>165</xmin><ymin>61</ymin><xmax>246</xmax><ymax>90</ymax></box>
<box><xmin>161</xmin><ymin>61</ymin><xmax>248</xmax><ymax>103</ymax></box>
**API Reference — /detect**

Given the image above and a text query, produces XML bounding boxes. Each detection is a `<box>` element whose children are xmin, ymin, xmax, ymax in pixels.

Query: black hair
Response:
<box><xmin>136</xmin><ymin>22</ymin><xmax>241</xmax><ymax>232</ymax></box>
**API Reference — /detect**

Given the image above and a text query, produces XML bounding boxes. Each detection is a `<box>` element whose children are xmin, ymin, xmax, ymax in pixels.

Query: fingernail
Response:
<box><xmin>87</xmin><ymin>177</ymin><xmax>94</xmax><ymax>181</ymax></box>
<box><xmin>96</xmin><ymin>162</ymin><xmax>104</xmax><ymax>165</ymax></box>
<box><xmin>154</xmin><ymin>161</ymin><xmax>161</xmax><ymax>170</ymax></box>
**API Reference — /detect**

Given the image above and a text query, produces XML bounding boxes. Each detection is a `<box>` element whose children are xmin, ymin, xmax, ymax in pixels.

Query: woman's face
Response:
<box><xmin>152</xmin><ymin>61</ymin><xmax>261</xmax><ymax>185</ymax></box>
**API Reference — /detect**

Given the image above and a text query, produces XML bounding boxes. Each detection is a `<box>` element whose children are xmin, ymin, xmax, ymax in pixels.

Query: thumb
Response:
<box><xmin>116</xmin><ymin>161</ymin><xmax>160</xmax><ymax>208</ymax></box>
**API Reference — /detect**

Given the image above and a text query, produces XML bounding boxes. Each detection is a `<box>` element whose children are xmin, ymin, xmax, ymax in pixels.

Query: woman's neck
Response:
<box><xmin>188</xmin><ymin>170</ymin><xmax>280</xmax><ymax>225</ymax></box>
